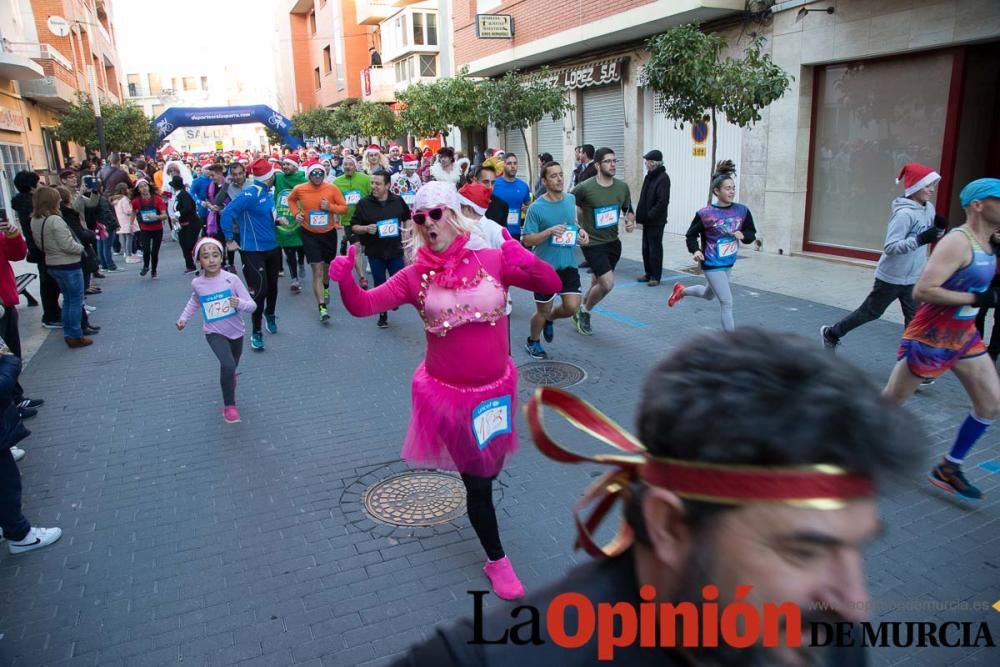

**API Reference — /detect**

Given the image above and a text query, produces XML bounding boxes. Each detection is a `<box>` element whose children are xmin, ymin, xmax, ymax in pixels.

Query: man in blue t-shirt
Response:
<box><xmin>521</xmin><ymin>161</ymin><xmax>590</xmax><ymax>359</ymax></box>
<box><xmin>491</xmin><ymin>153</ymin><xmax>532</xmax><ymax>240</ymax></box>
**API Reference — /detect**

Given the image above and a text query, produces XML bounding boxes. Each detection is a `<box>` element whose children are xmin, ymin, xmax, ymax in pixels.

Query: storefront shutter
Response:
<box><xmin>582</xmin><ymin>85</ymin><xmax>626</xmax><ymax>176</ymax></box>
<box><xmin>535</xmin><ymin>114</ymin><xmax>563</xmax><ymax>163</ymax></box>
<box><xmin>502</xmin><ymin>128</ymin><xmax>528</xmax><ymax>164</ymax></box>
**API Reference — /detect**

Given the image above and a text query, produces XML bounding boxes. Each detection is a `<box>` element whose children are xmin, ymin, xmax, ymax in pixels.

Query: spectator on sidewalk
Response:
<box><xmin>0</xmin><ymin>333</ymin><xmax>62</xmax><ymax>554</ymax></box>
<box><xmin>0</xmin><ymin>213</ymin><xmax>44</xmax><ymax>420</ymax></box>
<box><xmin>635</xmin><ymin>149</ymin><xmax>671</xmax><ymax>287</ymax></box>
<box><xmin>10</xmin><ymin>171</ymin><xmax>62</xmax><ymax>328</ymax></box>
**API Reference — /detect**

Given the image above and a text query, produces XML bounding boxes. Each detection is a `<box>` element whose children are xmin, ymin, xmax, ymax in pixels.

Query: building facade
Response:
<box><xmin>455</xmin><ymin>0</ymin><xmax>1000</xmax><ymax>261</ymax></box>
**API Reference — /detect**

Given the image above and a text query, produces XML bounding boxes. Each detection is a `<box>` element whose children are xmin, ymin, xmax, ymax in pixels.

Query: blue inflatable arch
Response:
<box><xmin>148</xmin><ymin>105</ymin><xmax>303</xmax><ymax>154</ymax></box>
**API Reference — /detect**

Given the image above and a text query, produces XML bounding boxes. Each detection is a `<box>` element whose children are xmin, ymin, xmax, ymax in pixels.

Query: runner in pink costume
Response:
<box><xmin>329</xmin><ymin>181</ymin><xmax>560</xmax><ymax>600</ymax></box>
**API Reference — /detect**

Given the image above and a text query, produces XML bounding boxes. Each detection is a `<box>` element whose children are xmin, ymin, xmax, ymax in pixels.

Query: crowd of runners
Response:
<box><xmin>5</xmin><ymin>138</ymin><xmax>1000</xmax><ymax>612</ymax></box>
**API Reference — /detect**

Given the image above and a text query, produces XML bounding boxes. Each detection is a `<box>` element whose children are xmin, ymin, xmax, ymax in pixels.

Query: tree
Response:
<box><xmin>481</xmin><ymin>69</ymin><xmax>572</xmax><ymax>184</ymax></box>
<box><xmin>398</xmin><ymin>68</ymin><xmax>487</xmax><ymax>145</ymax></box>
<box><xmin>329</xmin><ymin>101</ymin><xmax>361</xmax><ymax>143</ymax></box>
<box><xmin>291</xmin><ymin>107</ymin><xmax>336</xmax><ymax>142</ymax></box>
<box><xmin>55</xmin><ymin>93</ymin><xmax>156</xmax><ymax>154</ymax></box>
<box><xmin>643</xmin><ymin>24</ymin><xmax>792</xmax><ymax>201</ymax></box>
<box><xmin>353</xmin><ymin>101</ymin><xmax>399</xmax><ymax>143</ymax></box>
<box><xmin>264</xmin><ymin>127</ymin><xmax>283</xmax><ymax>149</ymax></box>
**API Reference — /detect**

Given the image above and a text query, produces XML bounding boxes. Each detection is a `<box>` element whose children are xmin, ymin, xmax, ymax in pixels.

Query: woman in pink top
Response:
<box><xmin>329</xmin><ymin>181</ymin><xmax>560</xmax><ymax>600</ymax></box>
<box><xmin>176</xmin><ymin>238</ymin><xmax>256</xmax><ymax>424</ymax></box>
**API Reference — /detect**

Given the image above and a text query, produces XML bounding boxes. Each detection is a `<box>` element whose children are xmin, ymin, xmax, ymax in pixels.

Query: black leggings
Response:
<box><xmin>206</xmin><ymin>333</ymin><xmax>243</xmax><ymax>406</ymax></box>
<box><xmin>178</xmin><ymin>221</ymin><xmax>202</xmax><ymax>270</ymax></box>
<box><xmin>283</xmin><ymin>247</ymin><xmax>304</xmax><ymax>280</ymax></box>
<box><xmin>140</xmin><ymin>229</ymin><xmax>163</xmax><ymax>272</ymax></box>
<box><xmin>241</xmin><ymin>249</ymin><xmax>281</xmax><ymax>334</ymax></box>
<box><xmin>461</xmin><ymin>474</ymin><xmax>504</xmax><ymax>560</ymax></box>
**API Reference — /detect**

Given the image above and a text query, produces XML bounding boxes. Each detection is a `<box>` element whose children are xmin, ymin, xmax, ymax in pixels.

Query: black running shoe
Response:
<box><xmin>929</xmin><ymin>460</ymin><xmax>982</xmax><ymax>500</ymax></box>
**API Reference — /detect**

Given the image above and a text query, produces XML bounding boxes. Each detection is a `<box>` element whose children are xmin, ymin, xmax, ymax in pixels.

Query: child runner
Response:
<box><xmin>176</xmin><ymin>238</ymin><xmax>257</xmax><ymax>424</ymax></box>
<box><xmin>131</xmin><ymin>180</ymin><xmax>168</xmax><ymax>279</ymax></box>
<box><xmin>668</xmin><ymin>160</ymin><xmax>756</xmax><ymax>330</ymax></box>
<box><xmin>110</xmin><ymin>183</ymin><xmax>139</xmax><ymax>263</ymax></box>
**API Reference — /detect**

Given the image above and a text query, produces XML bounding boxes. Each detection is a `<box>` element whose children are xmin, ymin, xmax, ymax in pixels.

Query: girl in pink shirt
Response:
<box><xmin>329</xmin><ymin>181</ymin><xmax>560</xmax><ymax>601</ymax></box>
<box><xmin>176</xmin><ymin>238</ymin><xmax>256</xmax><ymax>423</ymax></box>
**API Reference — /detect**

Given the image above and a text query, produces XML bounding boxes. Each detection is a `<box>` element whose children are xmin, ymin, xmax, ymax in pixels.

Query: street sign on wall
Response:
<box><xmin>475</xmin><ymin>14</ymin><xmax>514</xmax><ymax>39</ymax></box>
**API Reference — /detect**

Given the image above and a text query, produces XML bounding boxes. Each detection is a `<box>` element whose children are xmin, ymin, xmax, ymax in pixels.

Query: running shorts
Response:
<box><xmin>534</xmin><ymin>267</ymin><xmax>582</xmax><ymax>303</ymax></box>
<box><xmin>301</xmin><ymin>229</ymin><xmax>339</xmax><ymax>264</ymax></box>
<box><xmin>581</xmin><ymin>239</ymin><xmax>622</xmax><ymax>278</ymax></box>
<box><xmin>897</xmin><ymin>335</ymin><xmax>987</xmax><ymax>380</ymax></box>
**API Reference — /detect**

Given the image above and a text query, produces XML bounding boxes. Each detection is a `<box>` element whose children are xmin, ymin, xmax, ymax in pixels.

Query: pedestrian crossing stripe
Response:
<box><xmin>978</xmin><ymin>460</ymin><xmax>1000</xmax><ymax>474</ymax></box>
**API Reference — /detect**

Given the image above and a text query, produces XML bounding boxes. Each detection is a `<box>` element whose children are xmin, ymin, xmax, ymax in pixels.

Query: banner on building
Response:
<box><xmin>0</xmin><ymin>108</ymin><xmax>26</xmax><ymax>133</ymax></box>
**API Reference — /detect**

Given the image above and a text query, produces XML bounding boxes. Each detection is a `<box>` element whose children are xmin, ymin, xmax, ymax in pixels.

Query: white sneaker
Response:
<box><xmin>83</xmin><ymin>305</ymin><xmax>97</xmax><ymax>314</ymax></box>
<box><xmin>8</xmin><ymin>526</ymin><xmax>62</xmax><ymax>554</ymax></box>
<box><xmin>10</xmin><ymin>446</ymin><xmax>25</xmax><ymax>462</ymax></box>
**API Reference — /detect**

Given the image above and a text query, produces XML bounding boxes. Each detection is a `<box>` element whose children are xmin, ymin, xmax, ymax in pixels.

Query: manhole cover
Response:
<box><xmin>519</xmin><ymin>361</ymin><xmax>587</xmax><ymax>388</ymax></box>
<box><xmin>363</xmin><ymin>471</ymin><xmax>467</xmax><ymax>527</ymax></box>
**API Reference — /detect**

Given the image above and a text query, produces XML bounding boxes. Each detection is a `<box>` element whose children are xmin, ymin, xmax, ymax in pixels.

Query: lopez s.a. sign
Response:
<box><xmin>539</xmin><ymin>59</ymin><xmax>628</xmax><ymax>90</ymax></box>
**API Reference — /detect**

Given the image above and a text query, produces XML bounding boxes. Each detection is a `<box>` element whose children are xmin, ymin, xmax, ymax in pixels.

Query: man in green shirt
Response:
<box><xmin>570</xmin><ymin>147</ymin><xmax>635</xmax><ymax>335</ymax></box>
<box><xmin>334</xmin><ymin>156</ymin><xmax>372</xmax><ymax>287</ymax></box>
<box><xmin>274</xmin><ymin>156</ymin><xmax>307</xmax><ymax>291</ymax></box>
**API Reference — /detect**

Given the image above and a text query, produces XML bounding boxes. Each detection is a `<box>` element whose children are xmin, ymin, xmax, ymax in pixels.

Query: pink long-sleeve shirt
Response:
<box><xmin>338</xmin><ymin>244</ymin><xmax>560</xmax><ymax>386</ymax></box>
<box><xmin>179</xmin><ymin>271</ymin><xmax>257</xmax><ymax>339</ymax></box>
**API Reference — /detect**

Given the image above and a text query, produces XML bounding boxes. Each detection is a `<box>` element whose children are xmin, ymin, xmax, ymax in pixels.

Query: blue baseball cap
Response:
<box><xmin>959</xmin><ymin>178</ymin><xmax>1000</xmax><ymax>208</ymax></box>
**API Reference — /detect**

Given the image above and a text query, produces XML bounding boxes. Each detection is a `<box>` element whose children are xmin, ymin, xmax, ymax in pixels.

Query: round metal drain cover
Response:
<box><xmin>363</xmin><ymin>471</ymin><xmax>467</xmax><ymax>527</ymax></box>
<box><xmin>519</xmin><ymin>361</ymin><xmax>587</xmax><ymax>388</ymax></box>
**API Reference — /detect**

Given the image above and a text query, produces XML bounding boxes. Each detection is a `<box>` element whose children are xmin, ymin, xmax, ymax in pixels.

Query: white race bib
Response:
<box><xmin>472</xmin><ymin>396</ymin><xmax>512</xmax><ymax>449</ymax></box>
<box><xmin>956</xmin><ymin>305</ymin><xmax>979</xmax><ymax>320</ymax></box>
<box><xmin>552</xmin><ymin>225</ymin><xmax>578</xmax><ymax>247</ymax></box>
<box><xmin>141</xmin><ymin>210</ymin><xmax>159</xmax><ymax>222</ymax></box>
<box><xmin>278</xmin><ymin>191</ymin><xmax>290</xmax><ymax>208</ymax></box>
<box><xmin>345</xmin><ymin>190</ymin><xmax>361</xmax><ymax>206</ymax></box>
<box><xmin>200</xmin><ymin>290</ymin><xmax>237</xmax><ymax>322</ymax></box>
<box><xmin>402</xmin><ymin>193</ymin><xmax>416</xmax><ymax>206</ymax></box>
<box><xmin>507</xmin><ymin>211</ymin><xmax>520</xmax><ymax>227</ymax></box>
<box><xmin>308</xmin><ymin>210</ymin><xmax>329</xmax><ymax>228</ymax></box>
<box><xmin>594</xmin><ymin>205</ymin><xmax>619</xmax><ymax>229</ymax></box>
<box><xmin>717</xmin><ymin>237</ymin><xmax>738</xmax><ymax>258</ymax></box>
<box><xmin>376</xmin><ymin>218</ymin><xmax>400</xmax><ymax>238</ymax></box>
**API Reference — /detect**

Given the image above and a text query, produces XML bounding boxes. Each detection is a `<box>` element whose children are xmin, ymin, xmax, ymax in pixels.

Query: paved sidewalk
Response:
<box><xmin>0</xmin><ymin>242</ymin><xmax>996</xmax><ymax>667</ymax></box>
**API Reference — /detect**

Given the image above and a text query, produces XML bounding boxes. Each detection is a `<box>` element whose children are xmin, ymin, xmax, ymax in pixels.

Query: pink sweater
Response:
<box><xmin>338</xmin><ymin>244</ymin><xmax>560</xmax><ymax>386</ymax></box>
<box><xmin>179</xmin><ymin>271</ymin><xmax>257</xmax><ymax>339</ymax></box>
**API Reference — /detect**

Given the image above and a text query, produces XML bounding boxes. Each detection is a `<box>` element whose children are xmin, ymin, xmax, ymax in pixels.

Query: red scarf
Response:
<box><xmin>414</xmin><ymin>234</ymin><xmax>471</xmax><ymax>289</ymax></box>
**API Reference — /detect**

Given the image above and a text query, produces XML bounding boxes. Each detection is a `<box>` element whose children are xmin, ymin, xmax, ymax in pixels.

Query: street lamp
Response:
<box><xmin>795</xmin><ymin>6</ymin><xmax>835</xmax><ymax>22</ymax></box>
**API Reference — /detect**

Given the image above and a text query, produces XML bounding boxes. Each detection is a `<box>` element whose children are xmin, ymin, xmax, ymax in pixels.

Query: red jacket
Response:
<box><xmin>0</xmin><ymin>231</ymin><xmax>28</xmax><ymax>307</ymax></box>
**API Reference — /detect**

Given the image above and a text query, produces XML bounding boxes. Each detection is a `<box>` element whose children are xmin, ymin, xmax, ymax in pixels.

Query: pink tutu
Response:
<box><xmin>402</xmin><ymin>358</ymin><xmax>519</xmax><ymax>478</ymax></box>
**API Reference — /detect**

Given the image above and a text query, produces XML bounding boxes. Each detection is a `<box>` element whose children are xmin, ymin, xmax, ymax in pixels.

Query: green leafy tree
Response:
<box><xmin>291</xmin><ymin>107</ymin><xmax>336</xmax><ymax>142</ymax></box>
<box><xmin>398</xmin><ymin>68</ymin><xmax>487</xmax><ymax>146</ymax></box>
<box><xmin>353</xmin><ymin>101</ymin><xmax>399</xmax><ymax>143</ymax></box>
<box><xmin>643</xmin><ymin>24</ymin><xmax>791</xmax><ymax>201</ymax></box>
<box><xmin>329</xmin><ymin>101</ymin><xmax>361</xmax><ymax>142</ymax></box>
<box><xmin>55</xmin><ymin>93</ymin><xmax>156</xmax><ymax>154</ymax></box>
<box><xmin>263</xmin><ymin>127</ymin><xmax>284</xmax><ymax>149</ymax></box>
<box><xmin>481</xmin><ymin>69</ymin><xmax>571</xmax><ymax>184</ymax></box>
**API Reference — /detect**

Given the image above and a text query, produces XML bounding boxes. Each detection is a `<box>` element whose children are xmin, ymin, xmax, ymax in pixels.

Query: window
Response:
<box><xmin>323</xmin><ymin>46</ymin><xmax>332</xmax><ymax>74</ymax></box>
<box><xmin>394</xmin><ymin>60</ymin><xmax>405</xmax><ymax>83</ymax></box>
<box><xmin>200</xmin><ymin>76</ymin><xmax>209</xmax><ymax>90</ymax></box>
<box><xmin>172</xmin><ymin>77</ymin><xmax>180</xmax><ymax>91</ymax></box>
<box><xmin>0</xmin><ymin>143</ymin><xmax>31</xmax><ymax>210</ymax></box>
<box><xmin>148</xmin><ymin>73</ymin><xmax>161</xmax><ymax>95</ymax></box>
<box><xmin>313</xmin><ymin>67</ymin><xmax>321</xmax><ymax>90</ymax></box>
<box><xmin>309</xmin><ymin>10</ymin><xmax>316</xmax><ymax>35</ymax></box>
<box><xmin>419</xmin><ymin>55</ymin><xmax>436</xmax><ymax>77</ymax></box>
<box><xmin>127</xmin><ymin>73</ymin><xmax>140</xmax><ymax>97</ymax></box>
<box><xmin>183</xmin><ymin>77</ymin><xmax>197</xmax><ymax>91</ymax></box>
<box><xmin>412</xmin><ymin>12</ymin><xmax>424</xmax><ymax>46</ymax></box>
<box><xmin>411</xmin><ymin>12</ymin><xmax>437</xmax><ymax>47</ymax></box>
<box><xmin>395</xmin><ymin>17</ymin><xmax>407</xmax><ymax>47</ymax></box>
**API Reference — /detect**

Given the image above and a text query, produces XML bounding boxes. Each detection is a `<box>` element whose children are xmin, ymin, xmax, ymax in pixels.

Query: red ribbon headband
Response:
<box><xmin>525</xmin><ymin>386</ymin><xmax>875</xmax><ymax>558</ymax></box>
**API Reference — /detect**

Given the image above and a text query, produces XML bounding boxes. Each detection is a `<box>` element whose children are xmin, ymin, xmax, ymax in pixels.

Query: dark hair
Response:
<box><xmin>541</xmin><ymin>161</ymin><xmax>561</xmax><ymax>179</ymax></box>
<box><xmin>503</xmin><ymin>153</ymin><xmax>517</xmax><ymax>162</ymax></box>
<box><xmin>170</xmin><ymin>175</ymin><xmax>186</xmax><ymax>190</ymax></box>
<box><xmin>538</xmin><ymin>152</ymin><xmax>553</xmax><ymax>164</ymax></box>
<box><xmin>582</xmin><ymin>144</ymin><xmax>595</xmax><ymax>160</ymax></box>
<box><xmin>204</xmin><ymin>164</ymin><xmax>223</xmax><ymax>174</ymax></box>
<box><xmin>437</xmin><ymin>147</ymin><xmax>455</xmax><ymax>161</ymax></box>
<box><xmin>710</xmin><ymin>159</ymin><xmax>736</xmax><ymax>193</ymax></box>
<box><xmin>13</xmin><ymin>171</ymin><xmax>39</xmax><ymax>194</ymax></box>
<box><xmin>229</xmin><ymin>163</ymin><xmax>246</xmax><ymax>175</ymax></box>
<box><xmin>594</xmin><ymin>147</ymin><xmax>615</xmax><ymax>165</ymax></box>
<box><xmin>476</xmin><ymin>164</ymin><xmax>497</xmax><ymax>177</ymax></box>
<box><xmin>58</xmin><ymin>168</ymin><xmax>77</xmax><ymax>180</ymax></box>
<box><xmin>626</xmin><ymin>328</ymin><xmax>920</xmax><ymax>539</ymax></box>
<box><xmin>371</xmin><ymin>170</ymin><xmax>391</xmax><ymax>185</ymax></box>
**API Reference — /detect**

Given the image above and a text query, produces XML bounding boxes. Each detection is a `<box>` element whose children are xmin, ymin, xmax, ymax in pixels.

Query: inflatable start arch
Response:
<box><xmin>148</xmin><ymin>105</ymin><xmax>303</xmax><ymax>154</ymax></box>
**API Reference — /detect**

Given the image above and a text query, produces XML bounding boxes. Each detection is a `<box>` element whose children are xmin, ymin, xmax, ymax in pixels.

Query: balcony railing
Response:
<box><xmin>6</xmin><ymin>41</ymin><xmax>73</xmax><ymax>71</ymax></box>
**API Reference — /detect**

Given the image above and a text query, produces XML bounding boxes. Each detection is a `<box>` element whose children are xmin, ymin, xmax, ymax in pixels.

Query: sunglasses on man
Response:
<box><xmin>411</xmin><ymin>207</ymin><xmax>446</xmax><ymax>225</ymax></box>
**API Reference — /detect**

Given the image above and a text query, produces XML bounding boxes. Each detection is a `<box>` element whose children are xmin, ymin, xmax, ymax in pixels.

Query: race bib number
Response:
<box><xmin>278</xmin><ymin>191</ymin><xmax>290</xmax><ymax>208</ymax></box>
<box><xmin>472</xmin><ymin>396</ymin><xmax>512</xmax><ymax>450</ymax></box>
<box><xmin>956</xmin><ymin>305</ymin><xmax>979</xmax><ymax>320</ymax></box>
<box><xmin>345</xmin><ymin>190</ymin><xmax>361</xmax><ymax>206</ymax></box>
<box><xmin>200</xmin><ymin>290</ymin><xmax>237</xmax><ymax>322</ymax></box>
<box><xmin>594</xmin><ymin>205</ymin><xmax>619</xmax><ymax>229</ymax></box>
<box><xmin>552</xmin><ymin>224</ymin><xmax>578</xmax><ymax>247</ymax></box>
<box><xmin>308</xmin><ymin>210</ymin><xmax>329</xmax><ymax>228</ymax></box>
<box><xmin>377</xmin><ymin>218</ymin><xmax>400</xmax><ymax>238</ymax></box>
<box><xmin>717</xmin><ymin>236</ymin><xmax>738</xmax><ymax>258</ymax></box>
<box><xmin>140</xmin><ymin>210</ymin><xmax>159</xmax><ymax>222</ymax></box>
<box><xmin>402</xmin><ymin>193</ymin><xmax>416</xmax><ymax>206</ymax></box>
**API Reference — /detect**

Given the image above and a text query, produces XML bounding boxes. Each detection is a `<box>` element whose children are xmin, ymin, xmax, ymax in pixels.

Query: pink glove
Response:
<box><xmin>329</xmin><ymin>244</ymin><xmax>356</xmax><ymax>283</ymax></box>
<box><xmin>500</xmin><ymin>228</ymin><xmax>534</xmax><ymax>270</ymax></box>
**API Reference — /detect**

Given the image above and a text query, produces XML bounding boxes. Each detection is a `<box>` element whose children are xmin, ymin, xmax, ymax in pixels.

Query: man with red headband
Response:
<box><xmin>393</xmin><ymin>329</ymin><xmax>917</xmax><ymax>666</ymax></box>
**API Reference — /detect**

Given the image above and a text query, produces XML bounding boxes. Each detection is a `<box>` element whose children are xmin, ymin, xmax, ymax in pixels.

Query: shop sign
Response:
<box><xmin>476</xmin><ymin>14</ymin><xmax>514</xmax><ymax>39</ymax></box>
<box><xmin>538</xmin><ymin>59</ymin><xmax>627</xmax><ymax>90</ymax></box>
<box><xmin>0</xmin><ymin>108</ymin><xmax>25</xmax><ymax>133</ymax></box>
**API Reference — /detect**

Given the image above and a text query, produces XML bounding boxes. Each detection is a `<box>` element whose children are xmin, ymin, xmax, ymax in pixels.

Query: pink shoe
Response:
<box><xmin>668</xmin><ymin>282</ymin><xmax>686</xmax><ymax>307</ymax></box>
<box><xmin>223</xmin><ymin>406</ymin><xmax>241</xmax><ymax>423</ymax></box>
<box><xmin>483</xmin><ymin>556</ymin><xmax>525</xmax><ymax>600</ymax></box>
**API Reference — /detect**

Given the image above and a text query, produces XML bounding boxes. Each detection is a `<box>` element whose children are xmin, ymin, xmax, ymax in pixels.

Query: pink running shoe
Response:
<box><xmin>223</xmin><ymin>406</ymin><xmax>241</xmax><ymax>424</ymax></box>
<box><xmin>668</xmin><ymin>282</ymin><xmax>686</xmax><ymax>307</ymax></box>
<box><xmin>483</xmin><ymin>556</ymin><xmax>525</xmax><ymax>600</ymax></box>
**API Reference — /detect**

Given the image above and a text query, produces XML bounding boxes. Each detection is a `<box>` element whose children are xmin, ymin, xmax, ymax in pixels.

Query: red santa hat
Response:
<box><xmin>402</xmin><ymin>153</ymin><xmax>419</xmax><ymax>169</ymax></box>
<box><xmin>303</xmin><ymin>157</ymin><xmax>321</xmax><ymax>168</ymax></box>
<box><xmin>247</xmin><ymin>157</ymin><xmax>277</xmax><ymax>180</ymax></box>
<box><xmin>896</xmin><ymin>163</ymin><xmax>941</xmax><ymax>197</ymax></box>
<box><xmin>365</xmin><ymin>144</ymin><xmax>382</xmax><ymax>154</ymax></box>
<box><xmin>199</xmin><ymin>160</ymin><xmax>214</xmax><ymax>168</ymax></box>
<box><xmin>282</xmin><ymin>153</ymin><xmax>300</xmax><ymax>168</ymax></box>
<box><xmin>457</xmin><ymin>182</ymin><xmax>491</xmax><ymax>216</ymax></box>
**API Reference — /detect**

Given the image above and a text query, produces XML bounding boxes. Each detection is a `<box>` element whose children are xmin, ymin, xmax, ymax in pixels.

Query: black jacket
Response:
<box><xmin>175</xmin><ymin>190</ymin><xmax>200</xmax><ymax>226</ymax></box>
<box><xmin>0</xmin><ymin>355</ymin><xmax>28</xmax><ymax>450</ymax></box>
<box><xmin>636</xmin><ymin>166</ymin><xmax>670</xmax><ymax>226</ymax></box>
<box><xmin>484</xmin><ymin>195</ymin><xmax>509</xmax><ymax>228</ymax></box>
<box><xmin>353</xmin><ymin>193</ymin><xmax>409</xmax><ymax>260</ymax></box>
<box><xmin>576</xmin><ymin>161</ymin><xmax>597</xmax><ymax>185</ymax></box>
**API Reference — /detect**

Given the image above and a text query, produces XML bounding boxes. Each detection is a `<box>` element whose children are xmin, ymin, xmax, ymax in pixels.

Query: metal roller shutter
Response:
<box><xmin>503</xmin><ymin>128</ymin><xmax>528</xmax><ymax>164</ymax></box>
<box><xmin>535</xmin><ymin>114</ymin><xmax>563</xmax><ymax>163</ymax></box>
<box><xmin>582</xmin><ymin>85</ymin><xmax>626</xmax><ymax>175</ymax></box>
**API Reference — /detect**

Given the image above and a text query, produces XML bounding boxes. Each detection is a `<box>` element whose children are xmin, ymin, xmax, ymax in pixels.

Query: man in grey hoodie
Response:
<box><xmin>821</xmin><ymin>163</ymin><xmax>944</xmax><ymax>351</ymax></box>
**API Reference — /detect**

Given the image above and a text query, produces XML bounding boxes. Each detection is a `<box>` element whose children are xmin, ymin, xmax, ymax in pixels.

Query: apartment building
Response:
<box><xmin>455</xmin><ymin>0</ymin><xmax>1000</xmax><ymax>260</ymax></box>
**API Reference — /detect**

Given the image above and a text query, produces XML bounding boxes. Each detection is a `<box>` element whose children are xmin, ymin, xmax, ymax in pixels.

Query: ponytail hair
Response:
<box><xmin>711</xmin><ymin>159</ymin><xmax>736</xmax><ymax>193</ymax></box>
